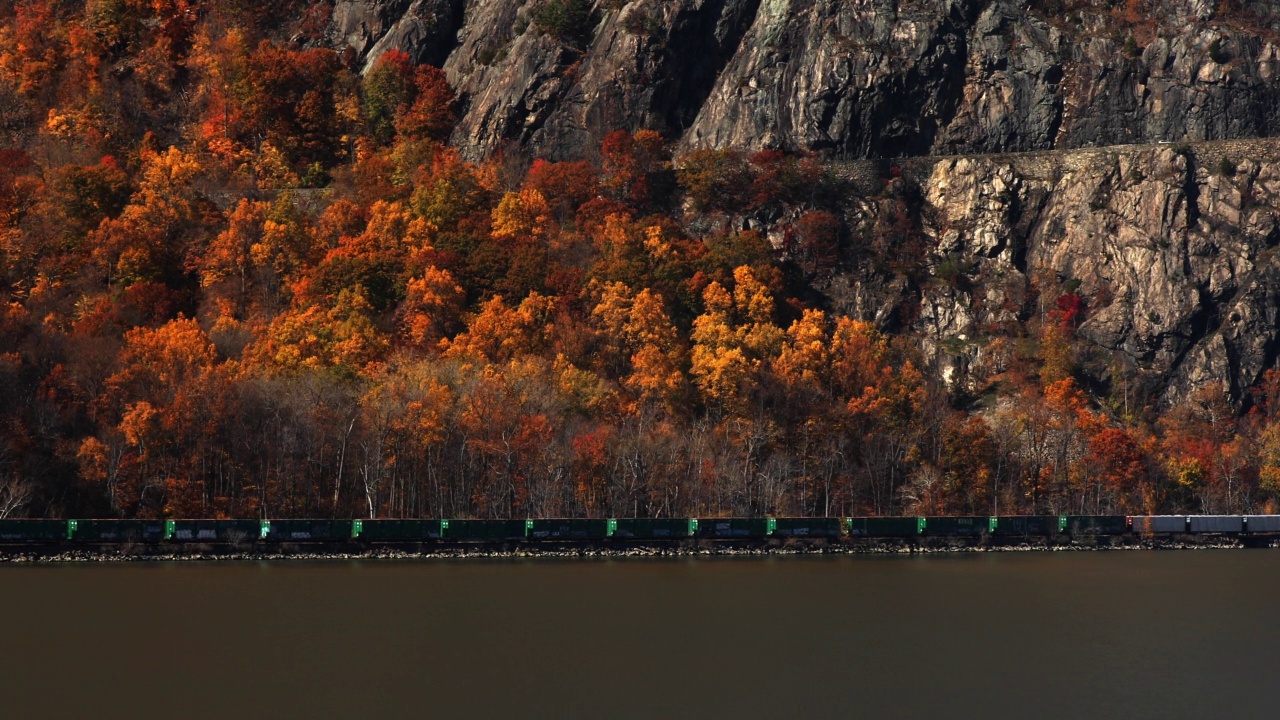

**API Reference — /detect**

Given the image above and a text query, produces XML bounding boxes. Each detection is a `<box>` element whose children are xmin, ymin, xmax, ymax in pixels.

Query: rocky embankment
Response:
<box><xmin>330</xmin><ymin>0</ymin><xmax>1280</xmax><ymax>161</ymax></box>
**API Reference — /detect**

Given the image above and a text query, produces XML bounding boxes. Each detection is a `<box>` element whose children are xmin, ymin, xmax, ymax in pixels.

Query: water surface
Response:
<box><xmin>1</xmin><ymin>551</ymin><xmax>1274</xmax><ymax>718</ymax></box>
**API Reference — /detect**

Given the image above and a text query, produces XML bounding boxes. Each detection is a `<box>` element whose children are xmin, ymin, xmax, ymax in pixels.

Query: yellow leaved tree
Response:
<box><xmin>690</xmin><ymin>266</ymin><xmax>783</xmax><ymax>415</ymax></box>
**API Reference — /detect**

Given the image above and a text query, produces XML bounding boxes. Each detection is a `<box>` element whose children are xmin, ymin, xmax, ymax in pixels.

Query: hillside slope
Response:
<box><xmin>4</xmin><ymin>2</ymin><xmax>1280</xmax><ymax>518</ymax></box>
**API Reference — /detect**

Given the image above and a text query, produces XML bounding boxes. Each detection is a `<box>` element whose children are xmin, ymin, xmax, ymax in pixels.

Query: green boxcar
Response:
<box><xmin>696</xmin><ymin>518</ymin><xmax>776</xmax><ymax>539</ymax></box>
<box><xmin>169</xmin><ymin>520</ymin><xmax>265</xmax><ymax>543</ymax></box>
<box><xmin>1059</xmin><ymin>515</ymin><xmax>1129</xmax><ymax>536</ymax></box>
<box><xmin>263</xmin><ymin>520</ymin><xmax>356</xmax><ymax>542</ymax></box>
<box><xmin>772</xmin><ymin>517</ymin><xmax>844</xmax><ymax>538</ymax></box>
<box><xmin>923</xmin><ymin>516</ymin><xmax>994</xmax><ymax>536</ymax></box>
<box><xmin>612</xmin><ymin>518</ymin><xmax>698</xmax><ymax>539</ymax></box>
<box><xmin>847</xmin><ymin>517</ymin><xmax>925</xmax><ymax>537</ymax></box>
<box><xmin>355</xmin><ymin>519</ymin><xmax>448</xmax><ymax>542</ymax></box>
<box><xmin>0</xmin><ymin>520</ymin><xmax>68</xmax><ymax>542</ymax></box>
<box><xmin>72</xmin><ymin>520</ymin><xmax>170</xmax><ymax>543</ymax></box>
<box><xmin>445</xmin><ymin>519</ymin><xmax>532</xmax><ymax>541</ymax></box>
<box><xmin>992</xmin><ymin>516</ymin><xmax>1057</xmax><ymax>537</ymax></box>
<box><xmin>527</xmin><ymin>518</ymin><xmax>616</xmax><ymax>540</ymax></box>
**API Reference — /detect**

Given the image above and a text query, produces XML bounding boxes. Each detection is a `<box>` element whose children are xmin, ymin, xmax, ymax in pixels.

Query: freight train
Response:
<box><xmin>0</xmin><ymin>515</ymin><xmax>1276</xmax><ymax>547</ymax></box>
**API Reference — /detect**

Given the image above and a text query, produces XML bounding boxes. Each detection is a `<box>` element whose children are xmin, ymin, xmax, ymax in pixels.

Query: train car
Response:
<box><xmin>612</xmin><ymin>518</ymin><xmax>698</xmax><ymax>539</ymax></box>
<box><xmin>1244</xmin><ymin>516</ymin><xmax>1280</xmax><ymax>533</ymax></box>
<box><xmin>847</xmin><ymin>517</ymin><xmax>924</xmax><ymax>537</ymax></box>
<box><xmin>263</xmin><ymin>520</ymin><xmax>357</xmax><ymax>542</ymax></box>
<box><xmin>772</xmin><ymin>517</ymin><xmax>844</xmax><ymax>538</ymax></box>
<box><xmin>355</xmin><ymin>519</ymin><xmax>448</xmax><ymax>542</ymax></box>
<box><xmin>71</xmin><ymin>519</ymin><xmax>170</xmax><ymax>543</ymax></box>
<box><xmin>922</xmin><ymin>516</ymin><xmax>993</xmax><ymax>537</ymax></box>
<box><xmin>527</xmin><ymin>519</ymin><xmax>616</xmax><ymax>540</ymax></box>
<box><xmin>1188</xmin><ymin>515</ymin><xmax>1243</xmax><ymax>534</ymax></box>
<box><xmin>991</xmin><ymin>516</ymin><xmax>1057</xmax><ymax>537</ymax></box>
<box><xmin>696</xmin><ymin>518</ymin><xmax>776</xmax><ymax>539</ymax></box>
<box><xmin>1059</xmin><ymin>515</ymin><xmax>1128</xmax><ymax>536</ymax></box>
<box><xmin>1130</xmin><ymin>516</ymin><xmax>1188</xmax><ymax>534</ymax></box>
<box><xmin>445</xmin><ymin>519</ymin><xmax>532</xmax><ymax>541</ymax></box>
<box><xmin>0</xmin><ymin>519</ymin><xmax>71</xmax><ymax>542</ymax></box>
<box><xmin>169</xmin><ymin>519</ymin><xmax>265</xmax><ymax>543</ymax></box>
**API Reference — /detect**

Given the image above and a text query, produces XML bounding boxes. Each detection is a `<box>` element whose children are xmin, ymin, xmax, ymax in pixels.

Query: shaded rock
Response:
<box><xmin>333</xmin><ymin>0</ymin><xmax>465</xmax><ymax>72</ymax></box>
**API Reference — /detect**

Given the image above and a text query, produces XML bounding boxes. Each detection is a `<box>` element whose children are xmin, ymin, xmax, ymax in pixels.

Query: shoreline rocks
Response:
<box><xmin>0</xmin><ymin>538</ymin><xmax>1261</xmax><ymax>564</ymax></box>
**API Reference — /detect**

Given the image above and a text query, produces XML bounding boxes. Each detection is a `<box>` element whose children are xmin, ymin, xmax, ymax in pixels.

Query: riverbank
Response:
<box><xmin>0</xmin><ymin>537</ymin><xmax>1267</xmax><ymax>562</ymax></box>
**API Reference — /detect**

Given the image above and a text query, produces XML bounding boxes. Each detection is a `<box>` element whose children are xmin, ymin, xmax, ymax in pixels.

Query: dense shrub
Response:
<box><xmin>530</xmin><ymin>0</ymin><xmax>595</xmax><ymax>48</ymax></box>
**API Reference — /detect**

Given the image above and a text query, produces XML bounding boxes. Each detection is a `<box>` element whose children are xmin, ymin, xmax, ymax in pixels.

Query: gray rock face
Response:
<box><xmin>332</xmin><ymin>0</ymin><xmax>465</xmax><ymax>72</ymax></box>
<box><xmin>683</xmin><ymin>0</ymin><xmax>975</xmax><ymax>157</ymax></box>
<box><xmin>332</xmin><ymin>0</ymin><xmax>1280</xmax><ymax>160</ymax></box>
<box><xmin>685</xmin><ymin>0</ymin><xmax>1280</xmax><ymax>158</ymax></box>
<box><xmin>437</xmin><ymin>0</ymin><xmax>761</xmax><ymax>160</ymax></box>
<box><xmin>873</xmin><ymin>139</ymin><xmax>1280</xmax><ymax>407</ymax></box>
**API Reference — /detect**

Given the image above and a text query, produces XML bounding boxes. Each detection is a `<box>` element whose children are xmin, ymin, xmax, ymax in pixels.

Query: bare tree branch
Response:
<box><xmin>0</xmin><ymin>476</ymin><xmax>34</xmax><ymax>519</ymax></box>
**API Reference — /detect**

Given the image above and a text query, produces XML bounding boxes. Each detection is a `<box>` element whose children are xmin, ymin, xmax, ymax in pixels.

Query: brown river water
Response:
<box><xmin>1</xmin><ymin>551</ymin><xmax>1276</xmax><ymax>719</ymax></box>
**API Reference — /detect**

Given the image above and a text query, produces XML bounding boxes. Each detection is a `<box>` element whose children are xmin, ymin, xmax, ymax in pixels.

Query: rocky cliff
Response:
<box><xmin>330</xmin><ymin>0</ymin><xmax>1280</xmax><ymax>161</ymax></box>
<box><xmin>821</xmin><ymin>138</ymin><xmax>1280</xmax><ymax>408</ymax></box>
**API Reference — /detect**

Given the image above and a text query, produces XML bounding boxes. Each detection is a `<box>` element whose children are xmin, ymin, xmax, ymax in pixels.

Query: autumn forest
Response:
<box><xmin>1</xmin><ymin>1</ymin><xmax>1279</xmax><ymax>521</ymax></box>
